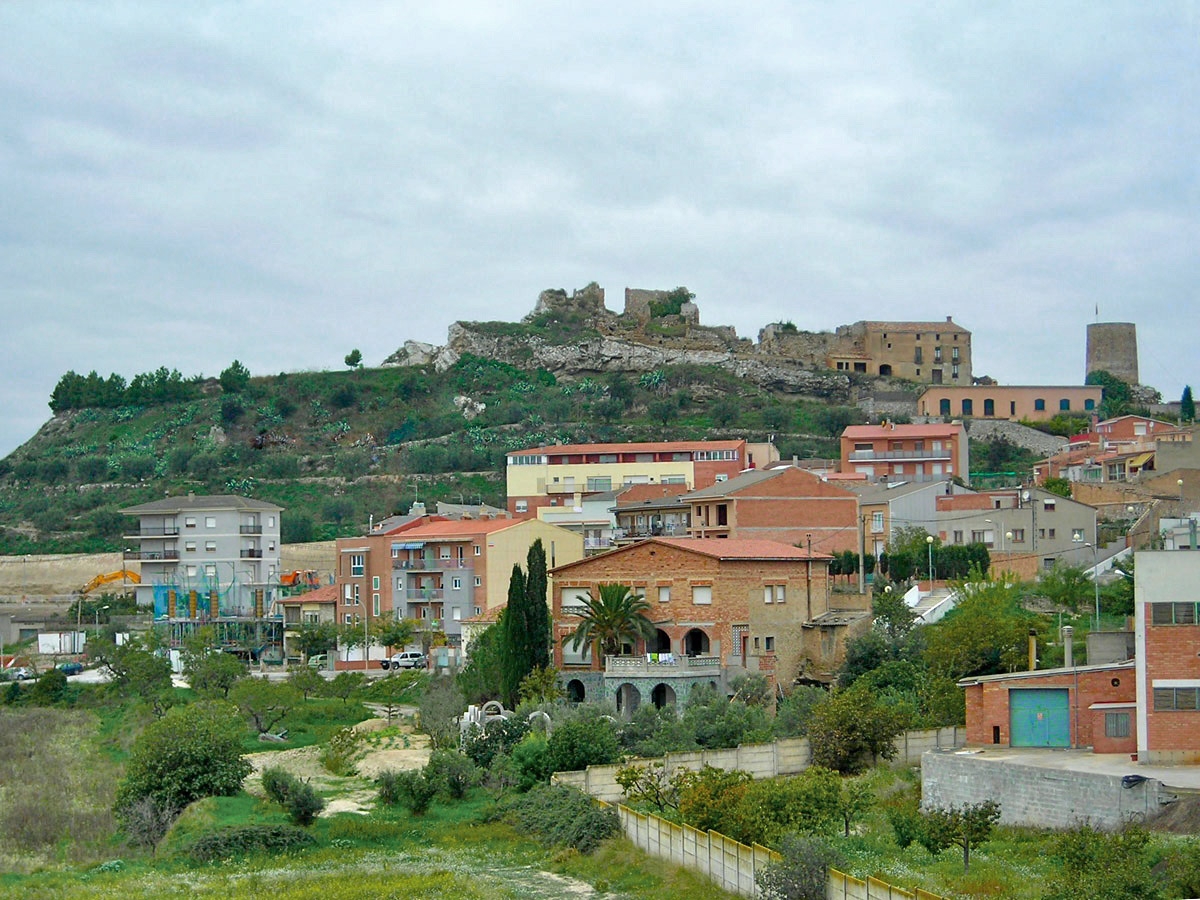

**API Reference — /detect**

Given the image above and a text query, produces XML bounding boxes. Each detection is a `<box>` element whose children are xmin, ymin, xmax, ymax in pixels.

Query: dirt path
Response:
<box><xmin>245</xmin><ymin>715</ymin><xmax>432</xmax><ymax>816</ymax></box>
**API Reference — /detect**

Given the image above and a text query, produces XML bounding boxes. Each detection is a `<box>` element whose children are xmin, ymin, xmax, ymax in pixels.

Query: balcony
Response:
<box><xmin>128</xmin><ymin>527</ymin><xmax>180</xmax><ymax>538</ymax></box>
<box><xmin>848</xmin><ymin>448</ymin><xmax>952</xmax><ymax>462</ymax></box>
<box><xmin>239</xmin><ymin>524</ymin><xmax>263</xmax><ymax>534</ymax></box>
<box><xmin>240</xmin><ymin>549</ymin><xmax>264</xmax><ymax>559</ymax></box>
<box><xmin>124</xmin><ymin>550</ymin><xmax>179</xmax><ymax>561</ymax></box>
<box><xmin>393</xmin><ymin>558</ymin><xmax>470</xmax><ymax>570</ymax></box>
<box><xmin>406</xmin><ymin>589</ymin><xmax>445</xmax><ymax>601</ymax></box>
<box><xmin>583</xmin><ymin>537</ymin><xmax>612</xmax><ymax>550</ymax></box>
<box><xmin>604</xmin><ymin>654</ymin><xmax>722</xmax><ymax>675</ymax></box>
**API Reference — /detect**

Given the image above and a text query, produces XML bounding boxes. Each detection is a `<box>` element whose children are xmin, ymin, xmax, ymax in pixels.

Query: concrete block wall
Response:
<box><xmin>921</xmin><ymin>750</ymin><xmax>1169</xmax><ymax>830</ymax></box>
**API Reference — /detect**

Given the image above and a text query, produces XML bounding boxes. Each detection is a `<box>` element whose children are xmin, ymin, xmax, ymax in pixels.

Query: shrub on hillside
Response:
<box><xmin>755</xmin><ymin>834</ymin><xmax>844</xmax><ymax>900</ymax></box>
<box><xmin>377</xmin><ymin>769</ymin><xmax>436</xmax><ymax>815</ymax></box>
<box><xmin>184</xmin><ymin>824</ymin><xmax>317</xmax><ymax>862</ymax></box>
<box><xmin>424</xmin><ymin>750</ymin><xmax>478</xmax><ymax>800</ymax></box>
<box><xmin>261</xmin><ymin>765</ymin><xmax>326</xmax><ymax>826</ymax></box>
<box><xmin>546</xmin><ymin>716</ymin><xmax>620</xmax><ymax>772</ymax></box>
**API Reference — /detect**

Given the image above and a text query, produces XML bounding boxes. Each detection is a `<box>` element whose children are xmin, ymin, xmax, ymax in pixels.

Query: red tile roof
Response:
<box><xmin>617</xmin><ymin>483</ymin><xmax>693</xmax><ymax>503</ymax></box>
<box><xmin>654</xmin><ymin>538</ymin><xmax>829</xmax><ymax>560</ymax></box>
<box><xmin>278</xmin><ymin>584</ymin><xmax>338</xmax><ymax>603</ymax></box>
<box><xmin>842</xmin><ymin>424</ymin><xmax>964</xmax><ymax>439</ymax></box>
<box><xmin>396</xmin><ymin>518</ymin><xmax>523</xmax><ymax>539</ymax></box>
<box><xmin>510</xmin><ymin>439</ymin><xmax>744</xmax><ymax>456</ymax></box>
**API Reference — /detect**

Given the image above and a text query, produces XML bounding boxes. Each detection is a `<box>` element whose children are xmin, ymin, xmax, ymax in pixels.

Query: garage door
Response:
<box><xmin>1010</xmin><ymin>688</ymin><xmax>1070</xmax><ymax>748</ymax></box>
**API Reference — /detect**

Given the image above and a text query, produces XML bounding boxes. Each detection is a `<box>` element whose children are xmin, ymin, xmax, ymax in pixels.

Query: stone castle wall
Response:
<box><xmin>1086</xmin><ymin>322</ymin><xmax>1139</xmax><ymax>384</ymax></box>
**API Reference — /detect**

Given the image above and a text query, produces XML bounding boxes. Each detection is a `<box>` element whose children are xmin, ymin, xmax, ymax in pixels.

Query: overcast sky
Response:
<box><xmin>2</xmin><ymin>2</ymin><xmax>1197</xmax><ymax>458</ymax></box>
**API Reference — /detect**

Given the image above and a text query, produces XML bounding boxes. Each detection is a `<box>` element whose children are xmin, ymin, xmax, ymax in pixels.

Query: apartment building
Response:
<box><xmin>506</xmin><ymin>439</ymin><xmax>778</xmax><ymax>518</ymax></box>
<box><xmin>840</xmin><ymin>422</ymin><xmax>969</xmax><ymax>485</ymax></box>
<box><xmin>121</xmin><ymin>493</ymin><xmax>282</xmax><ymax>619</ymax></box>
<box><xmin>845</xmin><ymin>479</ymin><xmax>975</xmax><ymax>558</ymax></box>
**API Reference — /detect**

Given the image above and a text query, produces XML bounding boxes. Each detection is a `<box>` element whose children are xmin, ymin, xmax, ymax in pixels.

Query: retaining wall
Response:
<box><xmin>921</xmin><ymin>750</ymin><xmax>1171</xmax><ymax>830</ymax></box>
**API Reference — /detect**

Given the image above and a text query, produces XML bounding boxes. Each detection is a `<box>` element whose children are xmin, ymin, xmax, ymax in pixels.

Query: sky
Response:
<box><xmin>1</xmin><ymin>2</ymin><xmax>1197</xmax><ymax>458</ymax></box>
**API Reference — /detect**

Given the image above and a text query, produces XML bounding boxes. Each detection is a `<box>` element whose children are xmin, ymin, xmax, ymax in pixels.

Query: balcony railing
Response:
<box><xmin>583</xmin><ymin>537</ymin><xmax>612</xmax><ymax>550</ymax></box>
<box><xmin>604</xmin><ymin>654</ymin><xmax>722</xmax><ymax>675</ymax></box>
<box><xmin>406</xmin><ymin>589</ymin><xmax>444</xmax><ymax>601</ymax></box>
<box><xmin>848</xmin><ymin>448</ymin><xmax>951</xmax><ymax>461</ymax></box>
<box><xmin>129</xmin><ymin>527</ymin><xmax>180</xmax><ymax>537</ymax></box>
<box><xmin>239</xmin><ymin>524</ymin><xmax>263</xmax><ymax>534</ymax></box>
<box><xmin>393</xmin><ymin>558</ymin><xmax>470</xmax><ymax>570</ymax></box>
<box><xmin>240</xmin><ymin>549</ymin><xmax>264</xmax><ymax>559</ymax></box>
<box><xmin>124</xmin><ymin>550</ymin><xmax>179</xmax><ymax>561</ymax></box>
<box><xmin>613</xmin><ymin>524</ymin><xmax>688</xmax><ymax>541</ymax></box>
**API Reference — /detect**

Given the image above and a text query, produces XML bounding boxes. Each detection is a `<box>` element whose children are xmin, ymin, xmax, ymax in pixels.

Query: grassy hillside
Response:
<box><xmin>0</xmin><ymin>356</ymin><xmax>870</xmax><ymax>556</ymax></box>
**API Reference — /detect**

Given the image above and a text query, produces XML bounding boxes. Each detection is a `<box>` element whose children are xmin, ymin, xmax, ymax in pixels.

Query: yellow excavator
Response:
<box><xmin>80</xmin><ymin>570</ymin><xmax>141</xmax><ymax>595</ymax></box>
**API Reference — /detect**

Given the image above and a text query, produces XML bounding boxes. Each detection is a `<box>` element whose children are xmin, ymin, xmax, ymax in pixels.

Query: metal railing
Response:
<box><xmin>393</xmin><ymin>558</ymin><xmax>471</xmax><ymax>570</ymax></box>
<box><xmin>406</xmin><ymin>589</ymin><xmax>445</xmax><ymax>601</ymax></box>
<box><xmin>849</xmin><ymin>448</ymin><xmax>952</xmax><ymax>461</ymax></box>
<box><xmin>240</xmin><ymin>549</ymin><xmax>263</xmax><ymax>559</ymax></box>
<box><xmin>605</xmin><ymin>654</ymin><xmax>721</xmax><ymax>674</ymax></box>
<box><xmin>124</xmin><ymin>550</ymin><xmax>180</xmax><ymax>561</ymax></box>
<box><xmin>130</xmin><ymin>527</ymin><xmax>179</xmax><ymax>537</ymax></box>
<box><xmin>239</xmin><ymin>524</ymin><xmax>263</xmax><ymax>534</ymax></box>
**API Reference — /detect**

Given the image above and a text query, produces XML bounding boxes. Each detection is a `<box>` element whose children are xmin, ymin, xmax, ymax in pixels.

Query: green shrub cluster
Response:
<box><xmin>376</xmin><ymin>769</ymin><xmax>436</xmax><ymax>816</ymax></box>
<box><xmin>183</xmin><ymin>824</ymin><xmax>317</xmax><ymax>862</ymax></box>
<box><xmin>498</xmin><ymin>783</ymin><xmax>619</xmax><ymax>854</ymax></box>
<box><xmin>261</xmin><ymin>765</ymin><xmax>326</xmax><ymax>826</ymax></box>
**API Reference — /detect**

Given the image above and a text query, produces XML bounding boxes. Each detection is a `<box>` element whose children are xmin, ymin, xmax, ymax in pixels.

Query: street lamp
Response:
<box><xmin>926</xmin><ymin>535</ymin><xmax>934</xmax><ymax>592</ymax></box>
<box><xmin>95</xmin><ymin>604</ymin><xmax>109</xmax><ymax>633</ymax></box>
<box><xmin>1078</xmin><ymin>541</ymin><xmax>1100</xmax><ymax>631</ymax></box>
<box><xmin>986</xmin><ymin>518</ymin><xmax>1006</xmax><ymax>552</ymax></box>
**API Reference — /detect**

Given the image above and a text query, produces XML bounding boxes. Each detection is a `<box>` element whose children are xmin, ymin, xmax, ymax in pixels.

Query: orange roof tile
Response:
<box><xmin>617</xmin><ymin>483</ymin><xmax>693</xmax><ymax>503</ymax></box>
<box><xmin>396</xmin><ymin>518</ymin><xmax>523</xmax><ymax>539</ymax></box>
<box><xmin>842</xmin><ymin>424</ymin><xmax>964</xmax><ymax>439</ymax></box>
<box><xmin>510</xmin><ymin>439</ymin><xmax>744</xmax><ymax>456</ymax></box>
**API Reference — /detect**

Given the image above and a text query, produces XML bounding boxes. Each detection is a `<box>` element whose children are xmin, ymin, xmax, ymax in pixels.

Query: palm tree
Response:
<box><xmin>563</xmin><ymin>583</ymin><xmax>656</xmax><ymax>663</ymax></box>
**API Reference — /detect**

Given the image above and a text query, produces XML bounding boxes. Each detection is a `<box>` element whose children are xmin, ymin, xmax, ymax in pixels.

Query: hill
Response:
<box><xmin>0</xmin><ymin>289</ymin><xmax>887</xmax><ymax>556</ymax></box>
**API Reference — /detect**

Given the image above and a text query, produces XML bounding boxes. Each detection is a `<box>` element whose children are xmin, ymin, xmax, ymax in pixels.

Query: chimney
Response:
<box><xmin>946</xmin><ymin>316</ymin><xmax>953</xmax><ymax>323</ymax></box>
<box><xmin>1062</xmin><ymin>625</ymin><xmax>1074</xmax><ymax>668</ymax></box>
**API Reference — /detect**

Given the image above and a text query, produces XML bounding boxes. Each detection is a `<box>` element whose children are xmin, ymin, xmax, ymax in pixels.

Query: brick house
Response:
<box><xmin>680</xmin><ymin>465</ymin><xmax>860</xmax><ymax>555</ymax></box>
<box><xmin>840</xmin><ymin>422</ymin><xmax>969</xmax><ymax>485</ymax></box>
<box><xmin>505</xmin><ymin>439</ymin><xmax>778</xmax><ymax>519</ymax></box>
<box><xmin>550</xmin><ymin>538</ymin><xmax>870</xmax><ymax>713</ymax></box>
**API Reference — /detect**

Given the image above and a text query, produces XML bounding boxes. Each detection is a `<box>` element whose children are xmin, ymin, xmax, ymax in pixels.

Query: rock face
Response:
<box><xmin>383</xmin><ymin>283</ymin><xmax>854</xmax><ymax>400</ymax></box>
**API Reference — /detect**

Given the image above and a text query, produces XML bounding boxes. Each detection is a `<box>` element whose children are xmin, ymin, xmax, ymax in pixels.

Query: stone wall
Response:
<box><xmin>921</xmin><ymin>750</ymin><xmax>1170</xmax><ymax>830</ymax></box>
<box><xmin>1086</xmin><ymin>322</ymin><xmax>1139</xmax><ymax>385</ymax></box>
<box><xmin>964</xmin><ymin>419</ymin><xmax>1069</xmax><ymax>457</ymax></box>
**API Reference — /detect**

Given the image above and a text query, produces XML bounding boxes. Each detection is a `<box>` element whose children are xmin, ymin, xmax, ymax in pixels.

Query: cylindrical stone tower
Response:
<box><xmin>1086</xmin><ymin>323</ymin><xmax>1139</xmax><ymax>384</ymax></box>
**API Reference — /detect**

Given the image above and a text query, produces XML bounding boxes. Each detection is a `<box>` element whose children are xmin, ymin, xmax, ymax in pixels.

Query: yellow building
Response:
<box><xmin>828</xmin><ymin>318</ymin><xmax>972</xmax><ymax>384</ymax></box>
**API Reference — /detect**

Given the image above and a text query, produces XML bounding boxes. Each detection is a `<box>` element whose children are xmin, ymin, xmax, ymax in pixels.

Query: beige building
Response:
<box><xmin>828</xmin><ymin>318</ymin><xmax>971</xmax><ymax>384</ymax></box>
<box><xmin>918</xmin><ymin>385</ymin><xmax>1102</xmax><ymax>421</ymax></box>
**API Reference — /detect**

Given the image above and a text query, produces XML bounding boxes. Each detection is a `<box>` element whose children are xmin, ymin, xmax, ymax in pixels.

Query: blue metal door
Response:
<box><xmin>1010</xmin><ymin>688</ymin><xmax>1070</xmax><ymax>747</ymax></box>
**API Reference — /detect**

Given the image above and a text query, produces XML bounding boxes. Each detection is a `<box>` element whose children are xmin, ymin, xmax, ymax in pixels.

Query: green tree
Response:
<box><xmin>219</xmin><ymin>360</ymin><xmax>251</xmax><ymax>394</ymax></box>
<box><xmin>547</xmin><ymin>716</ymin><xmax>620</xmax><ymax>772</ymax></box>
<box><xmin>115</xmin><ymin>700</ymin><xmax>251</xmax><ymax>814</ymax></box>
<box><xmin>457</xmin><ymin>621</ymin><xmax>504</xmax><ymax>705</ymax></box>
<box><xmin>647</xmin><ymin>396</ymin><xmax>680</xmax><ymax>426</ymax></box>
<box><xmin>293</xmin><ymin>622</ymin><xmax>338</xmax><ymax>662</ymax></box>
<box><xmin>923</xmin><ymin>578</ymin><xmax>1037</xmax><ymax>680</ymax></box>
<box><xmin>518</xmin><ymin>665</ymin><xmax>563</xmax><ymax>705</ymax></box>
<box><xmin>230</xmin><ymin>679</ymin><xmax>301</xmax><ymax>734</ymax></box>
<box><xmin>562</xmin><ymin>583</ymin><xmax>656</xmax><ymax>664</ymax></box>
<box><xmin>418</xmin><ymin>675</ymin><xmax>465</xmax><ymax>749</ymax></box>
<box><xmin>1044</xmin><ymin>824</ymin><xmax>1162</xmax><ymax>900</ymax></box>
<box><xmin>1037</xmin><ymin>564</ymin><xmax>1092</xmax><ymax>612</ymax></box>
<box><xmin>807</xmin><ymin>683</ymin><xmax>906</xmax><ymax>774</ymax></box>
<box><xmin>374</xmin><ymin>617</ymin><xmax>416</xmax><ymax>653</ymax></box>
<box><xmin>756</xmin><ymin>834</ymin><xmax>843</xmax><ymax>900</ymax></box>
<box><xmin>499</xmin><ymin>563</ymin><xmax>529</xmax><ymax>707</ymax></box>
<box><xmin>1183</xmin><ymin>385</ymin><xmax>1196</xmax><ymax>424</ymax></box>
<box><xmin>327</xmin><ymin>671</ymin><xmax>364</xmax><ymax>704</ymax></box>
<box><xmin>1042</xmin><ymin>476</ymin><xmax>1074</xmax><ymax>498</ymax></box>
<box><xmin>101</xmin><ymin>633</ymin><xmax>173</xmax><ymax>711</ymax></box>
<box><xmin>186</xmin><ymin>650</ymin><xmax>246</xmax><ymax>698</ymax></box>
<box><xmin>525</xmin><ymin>539</ymin><xmax>550</xmax><ymax>671</ymax></box>
<box><xmin>919</xmin><ymin>800</ymin><xmax>1001</xmax><ymax>873</ymax></box>
<box><xmin>710</xmin><ymin>396</ymin><xmax>741</xmax><ymax>427</ymax></box>
<box><xmin>1087</xmin><ymin>369</ymin><xmax>1132</xmax><ymax>419</ymax></box>
<box><xmin>344</xmin><ymin>348</ymin><xmax>363</xmax><ymax>370</ymax></box>
<box><xmin>287</xmin><ymin>666</ymin><xmax>325</xmax><ymax>700</ymax></box>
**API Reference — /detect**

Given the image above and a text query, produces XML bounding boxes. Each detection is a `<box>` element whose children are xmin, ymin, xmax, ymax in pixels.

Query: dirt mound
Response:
<box><xmin>1146</xmin><ymin>792</ymin><xmax>1200</xmax><ymax>833</ymax></box>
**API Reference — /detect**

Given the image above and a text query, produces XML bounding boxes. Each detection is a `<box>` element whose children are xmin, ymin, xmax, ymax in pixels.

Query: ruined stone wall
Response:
<box><xmin>1086</xmin><ymin>322</ymin><xmax>1139</xmax><ymax>384</ymax></box>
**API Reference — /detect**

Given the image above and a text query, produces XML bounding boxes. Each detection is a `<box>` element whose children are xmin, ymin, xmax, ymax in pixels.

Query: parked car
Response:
<box><xmin>381</xmin><ymin>651</ymin><xmax>426</xmax><ymax>670</ymax></box>
<box><xmin>10</xmin><ymin>667</ymin><xmax>33</xmax><ymax>681</ymax></box>
<box><xmin>57</xmin><ymin>662</ymin><xmax>84</xmax><ymax>676</ymax></box>
<box><xmin>306</xmin><ymin>654</ymin><xmax>328</xmax><ymax>669</ymax></box>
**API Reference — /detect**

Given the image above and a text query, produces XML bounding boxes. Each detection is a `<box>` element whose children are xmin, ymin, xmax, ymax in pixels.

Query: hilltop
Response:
<box><xmin>0</xmin><ymin>285</ymin><xmax>903</xmax><ymax>556</ymax></box>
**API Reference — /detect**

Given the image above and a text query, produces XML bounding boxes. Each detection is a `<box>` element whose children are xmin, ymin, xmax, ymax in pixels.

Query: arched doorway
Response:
<box><xmin>879</xmin><ymin>364</ymin><xmax>893</xmax><ymax>376</ymax></box>
<box><xmin>615</xmin><ymin>682</ymin><xmax>641</xmax><ymax>717</ymax></box>
<box><xmin>566</xmin><ymin>679</ymin><xmax>585</xmax><ymax>703</ymax></box>
<box><xmin>653</xmin><ymin>629</ymin><xmax>672</xmax><ymax>653</ymax></box>
<box><xmin>651</xmin><ymin>683</ymin><xmax>677</xmax><ymax>709</ymax></box>
<box><xmin>684</xmin><ymin>628</ymin><xmax>710</xmax><ymax>656</ymax></box>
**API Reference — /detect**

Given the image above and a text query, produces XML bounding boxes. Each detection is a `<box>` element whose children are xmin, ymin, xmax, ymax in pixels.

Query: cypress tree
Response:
<box><xmin>525</xmin><ymin>539</ymin><xmax>550</xmax><ymax>670</ymax></box>
<box><xmin>500</xmin><ymin>564</ymin><xmax>528</xmax><ymax>707</ymax></box>
<box><xmin>1182</xmin><ymin>385</ymin><xmax>1195</xmax><ymax>424</ymax></box>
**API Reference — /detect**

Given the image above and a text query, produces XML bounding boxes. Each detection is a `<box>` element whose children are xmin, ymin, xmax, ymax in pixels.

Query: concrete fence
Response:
<box><xmin>609</xmin><ymin>801</ymin><xmax>943</xmax><ymax>899</ymax></box>
<box><xmin>554</xmin><ymin>727</ymin><xmax>964</xmax><ymax>802</ymax></box>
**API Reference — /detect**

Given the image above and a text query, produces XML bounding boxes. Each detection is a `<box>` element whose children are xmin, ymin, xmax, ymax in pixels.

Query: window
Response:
<box><xmin>474</xmin><ymin>606</ymin><xmax>482</xmax><ymax>616</ymax></box>
<box><xmin>452</xmin><ymin>577</ymin><xmax>462</xmax><ymax>590</ymax></box>
<box><xmin>764</xmin><ymin>636</ymin><xmax>775</xmax><ymax>652</ymax></box>
<box><xmin>350</xmin><ymin>554</ymin><xmax>364</xmax><ymax>577</ymax></box>
<box><xmin>1084</xmin><ymin>399</ymin><xmax>1095</xmax><ymax>410</ymax></box>
<box><xmin>185</xmin><ymin>517</ymin><xmax>197</xmax><ymax>528</ymax></box>
<box><xmin>970</xmin><ymin>530</ymin><xmax>986</xmax><ymax>543</ymax></box>
<box><xmin>303</xmin><ymin>612</ymin><xmax>318</xmax><ymax>624</ymax></box>
<box><xmin>185</xmin><ymin>541</ymin><xmax>196</xmax><ymax>552</ymax></box>
<box><xmin>983</xmin><ymin>399</ymin><xmax>995</xmax><ymax>417</ymax></box>
<box><xmin>1043</xmin><ymin>499</ymin><xmax>1056</xmax><ymax>511</ymax></box>
<box><xmin>1154</xmin><ymin>687</ymin><xmax>1200</xmax><ymax>711</ymax></box>
<box><xmin>1048</xmin><ymin>529</ymin><xmax>1056</xmax><ymax>538</ymax></box>
<box><xmin>692</xmin><ymin>585</ymin><xmax>712</xmax><ymax>605</ymax></box>
<box><xmin>353</xmin><ymin>585</ymin><xmax>360</xmax><ymax>604</ymax></box>
<box><xmin>658</xmin><ymin>586</ymin><xmax>671</xmax><ymax>603</ymax></box>
<box><xmin>420</xmin><ymin>607</ymin><xmax>429</xmax><ymax>619</ymax></box>
<box><xmin>586</xmin><ymin>476</ymin><xmax>612</xmax><ymax>491</ymax></box>
<box><xmin>871</xmin><ymin>512</ymin><xmax>884</xmax><ymax>533</ymax></box>
<box><xmin>372</xmin><ymin>576</ymin><xmax>380</xmax><ymax>590</ymax></box>
<box><xmin>934</xmin><ymin>347</ymin><xmax>943</xmax><ymax>362</ymax></box>
<box><xmin>1011</xmin><ymin>529</ymin><xmax>1026</xmax><ymax>543</ymax></box>
<box><xmin>344</xmin><ymin>613</ymin><xmax>352</xmax><ymax>625</ymax></box>
<box><xmin>1034</xmin><ymin>398</ymin><xmax>1046</xmax><ymax>411</ymax></box>
<box><xmin>205</xmin><ymin>564</ymin><xmax>217</xmax><ymax>578</ymax></box>
<box><xmin>662</xmin><ymin>474</ymin><xmax>687</xmax><ymax>484</ymax></box>
<box><xmin>598</xmin><ymin>453</ymin><xmax>618</xmax><ymax>463</ymax></box>
<box><xmin>268</xmin><ymin>516</ymin><xmax>275</xmax><ymax>527</ymax></box>
<box><xmin>515</xmin><ymin>501</ymin><xmax>528</xmax><ymax>513</ymax></box>
<box><xmin>1060</xmin><ymin>398</ymin><xmax>1071</xmax><ymax>411</ymax></box>
<box><xmin>440</xmin><ymin>548</ymin><xmax>451</xmax><ymax>559</ymax></box>
<box><xmin>715</xmin><ymin>474</ymin><xmax>728</xmax><ymax>482</ymax></box>
<box><xmin>205</xmin><ymin>516</ymin><xmax>216</xmax><ymax>528</ymax></box>
<box><xmin>186</xmin><ymin>565</ymin><xmax>198</xmax><ymax>577</ymax></box>
<box><xmin>939</xmin><ymin>398</ymin><xmax>951</xmax><ymax>416</ymax></box>
<box><xmin>474</xmin><ymin>577</ymin><xmax>481</xmax><ymax>587</ymax></box>
<box><xmin>773</xmin><ymin>585</ymin><xmax>786</xmax><ymax>604</ymax></box>
<box><xmin>344</xmin><ymin>584</ymin><xmax>353</xmax><ymax>601</ymax></box>
<box><xmin>951</xmin><ymin>365</ymin><xmax>959</xmax><ymax>379</ymax></box>
<box><xmin>452</xmin><ymin>607</ymin><xmax>462</xmax><ymax>621</ymax></box>
<box><xmin>474</xmin><ymin>544</ymin><xmax>481</xmax><ymax>556</ymax></box>
<box><xmin>962</xmin><ymin>399</ymin><xmax>973</xmax><ymax>416</ymax></box>
<box><xmin>764</xmin><ymin>586</ymin><xmax>774</xmax><ymax>604</ymax></box>
<box><xmin>952</xmin><ymin>346</ymin><xmax>959</xmax><ymax>360</ymax></box>
<box><xmin>1105</xmin><ymin>712</ymin><xmax>1131</xmax><ymax>738</ymax></box>
<box><xmin>1072</xmin><ymin>529</ymin><xmax>1084</xmax><ymax>542</ymax></box>
<box><xmin>205</xmin><ymin>541</ymin><xmax>217</xmax><ymax>552</ymax></box>
<box><xmin>953</xmin><ymin>530</ymin><xmax>964</xmax><ymax>544</ymax></box>
<box><xmin>508</xmin><ymin>454</ymin><xmax>546</xmax><ymax>465</ymax></box>
<box><xmin>373</xmin><ymin>593</ymin><xmax>380</xmax><ymax>616</ymax></box>
<box><xmin>1151</xmin><ymin>602</ymin><xmax>1198</xmax><ymax>625</ymax></box>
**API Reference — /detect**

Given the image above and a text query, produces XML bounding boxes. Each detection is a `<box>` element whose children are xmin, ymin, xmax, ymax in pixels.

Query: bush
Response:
<box><xmin>376</xmin><ymin>769</ymin><xmax>436</xmax><ymax>815</ymax></box>
<box><xmin>261</xmin><ymin>765</ymin><xmax>326</xmax><ymax>827</ymax></box>
<box><xmin>424</xmin><ymin>750</ymin><xmax>478</xmax><ymax>800</ymax></box>
<box><xmin>756</xmin><ymin>833</ymin><xmax>843</xmax><ymax>900</ymax></box>
<box><xmin>500</xmin><ymin>783</ymin><xmax>620</xmax><ymax>854</ymax></box>
<box><xmin>463</xmin><ymin>716</ymin><xmax>531</xmax><ymax>769</ymax></box>
<box><xmin>184</xmin><ymin>824</ymin><xmax>317</xmax><ymax>862</ymax></box>
<box><xmin>319</xmin><ymin>726</ymin><xmax>361</xmax><ymax>776</ymax></box>
<box><xmin>546</xmin><ymin>716</ymin><xmax>620</xmax><ymax>772</ymax></box>
<box><xmin>509</xmin><ymin>733</ymin><xmax>554</xmax><ymax>792</ymax></box>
